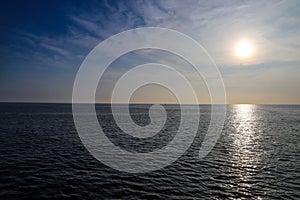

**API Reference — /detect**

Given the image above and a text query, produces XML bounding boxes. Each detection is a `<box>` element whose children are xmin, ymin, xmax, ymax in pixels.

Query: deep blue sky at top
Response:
<box><xmin>0</xmin><ymin>0</ymin><xmax>146</xmax><ymax>102</ymax></box>
<box><xmin>2</xmin><ymin>1</ymin><xmax>72</xmax><ymax>36</ymax></box>
<box><xmin>0</xmin><ymin>0</ymin><xmax>299</xmax><ymax>103</ymax></box>
<box><xmin>1</xmin><ymin>0</ymin><xmax>142</xmax><ymax>37</ymax></box>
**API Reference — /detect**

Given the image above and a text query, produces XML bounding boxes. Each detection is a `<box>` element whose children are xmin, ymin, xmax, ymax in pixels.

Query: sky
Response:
<box><xmin>0</xmin><ymin>0</ymin><xmax>300</xmax><ymax>104</ymax></box>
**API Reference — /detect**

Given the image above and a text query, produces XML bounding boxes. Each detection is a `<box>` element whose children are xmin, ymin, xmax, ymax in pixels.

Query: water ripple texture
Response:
<box><xmin>0</xmin><ymin>103</ymin><xmax>299</xmax><ymax>199</ymax></box>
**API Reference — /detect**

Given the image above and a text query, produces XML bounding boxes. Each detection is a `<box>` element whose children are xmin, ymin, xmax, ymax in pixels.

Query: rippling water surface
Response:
<box><xmin>0</xmin><ymin>103</ymin><xmax>299</xmax><ymax>199</ymax></box>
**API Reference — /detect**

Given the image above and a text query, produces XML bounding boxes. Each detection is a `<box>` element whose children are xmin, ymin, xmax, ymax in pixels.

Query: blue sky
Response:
<box><xmin>1</xmin><ymin>0</ymin><xmax>300</xmax><ymax>103</ymax></box>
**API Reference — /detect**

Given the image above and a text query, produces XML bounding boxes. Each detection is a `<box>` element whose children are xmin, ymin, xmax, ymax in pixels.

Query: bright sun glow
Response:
<box><xmin>235</xmin><ymin>41</ymin><xmax>254</xmax><ymax>58</ymax></box>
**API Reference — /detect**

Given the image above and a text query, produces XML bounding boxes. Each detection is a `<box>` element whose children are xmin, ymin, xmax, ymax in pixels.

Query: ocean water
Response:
<box><xmin>0</xmin><ymin>103</ymin><xmax>299</xmax><ymax>199</ymax></box>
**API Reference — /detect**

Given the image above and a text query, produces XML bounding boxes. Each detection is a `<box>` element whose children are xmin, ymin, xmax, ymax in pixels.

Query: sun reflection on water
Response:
<box><xmin>234</xmin><ymin>104</ymin><xmax>255</xmax><ymax>148</ymax></box>
<box><xmin>230</xmin><ymin>104</ymin><xmax>263</xmax><ymax>185</ymax></box>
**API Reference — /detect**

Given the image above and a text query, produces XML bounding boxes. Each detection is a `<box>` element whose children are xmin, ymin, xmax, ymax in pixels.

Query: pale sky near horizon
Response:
<box><xmin>1</xmin><ymin>0</ymin><xmax>300</xmax><ymax>104</ymax></box>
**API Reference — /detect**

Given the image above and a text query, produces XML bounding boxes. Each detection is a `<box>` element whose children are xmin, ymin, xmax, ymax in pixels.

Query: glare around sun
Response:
<box><xmin>235</xmin><ymin>41</ymin><xmax>254</xmax><ymax>58</ymax></box>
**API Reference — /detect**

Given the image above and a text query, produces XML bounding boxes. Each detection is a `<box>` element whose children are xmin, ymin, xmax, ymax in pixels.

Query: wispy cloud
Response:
<box><xmin>123</xmin><ymin>0</ymin><xmax>300</xmax><ymax>65</ymax></box>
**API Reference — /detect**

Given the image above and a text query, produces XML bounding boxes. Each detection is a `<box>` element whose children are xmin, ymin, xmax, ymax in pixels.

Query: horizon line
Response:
<box><xmin>1</xmin><ymin>101</ymin><xmax>300</xmax><ymax>105</ymax></box>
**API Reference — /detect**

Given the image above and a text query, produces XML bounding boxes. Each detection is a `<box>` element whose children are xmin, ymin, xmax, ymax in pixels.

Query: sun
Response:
<box><xmin>235</xmin><ymin>41</ymin><xmax>254</xmax><ymax>58</ymax></box>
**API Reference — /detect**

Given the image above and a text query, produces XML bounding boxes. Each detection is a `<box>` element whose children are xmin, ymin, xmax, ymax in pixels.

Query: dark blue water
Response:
<box><xmin>0</xmin><ymin>103</ymin><xmax>299</xmax><ymax>199</ymax></box>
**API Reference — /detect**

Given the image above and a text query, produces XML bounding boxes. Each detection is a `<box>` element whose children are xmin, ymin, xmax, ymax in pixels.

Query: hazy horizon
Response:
<box><xmin>1</xmin><ymin>101</ymin><xmax>300</xmax><ymax>105</ymax></box>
